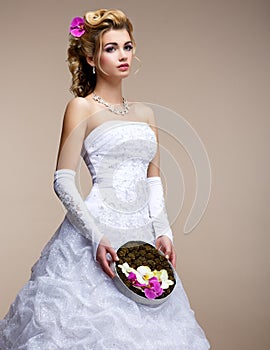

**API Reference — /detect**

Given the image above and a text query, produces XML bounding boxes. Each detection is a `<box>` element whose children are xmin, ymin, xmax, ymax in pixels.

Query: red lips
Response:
<box><xmin>118</xmin><ymin>63</ymin><xmax>129</xmax><ymax>68</ymax></box>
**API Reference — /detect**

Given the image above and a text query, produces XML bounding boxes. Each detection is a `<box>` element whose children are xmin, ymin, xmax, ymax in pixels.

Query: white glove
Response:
<box><xmin>147</xmin><ymin>176</ymin><xmax>174</xmax><ymax>242</ymax></box>
<box><xmin>53</xmin><ymin>169</ymin><xmax>104</xmax><ymax>260</ymax></box>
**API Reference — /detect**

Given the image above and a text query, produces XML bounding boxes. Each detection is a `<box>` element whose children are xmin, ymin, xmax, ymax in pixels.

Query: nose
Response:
<box><xmin>119</xmin><ymin>48</ymin><xmax>128</xmax><ymax>61</ymax></box>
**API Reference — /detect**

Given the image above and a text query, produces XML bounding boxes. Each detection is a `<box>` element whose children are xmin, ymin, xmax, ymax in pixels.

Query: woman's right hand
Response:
<box><xmin>96</xmin><ymin>236</ymin><xmax>119</xmax><ymax>278</ymax></box>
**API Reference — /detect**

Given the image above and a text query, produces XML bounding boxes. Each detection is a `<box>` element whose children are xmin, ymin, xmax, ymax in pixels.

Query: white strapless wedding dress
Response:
<box><xmin>0</xmin><ymin>120</ymin><xmax>210</xmax><ymax>349</ymax></box>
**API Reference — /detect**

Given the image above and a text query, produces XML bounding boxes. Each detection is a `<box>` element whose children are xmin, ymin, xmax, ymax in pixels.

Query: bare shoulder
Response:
<box><xmin>131</xmin><ymin>101</ymin><xmax>157</xmax><ymax>126</ymax></box>
<box><xmin>131</xmin><ymin>102</ymin><xmax>159</xmax><ymax>143</ymax></box>
<box><xmin>63</xmin><ymin>97</ymin><xmax>95</xmax><ymax>126</ymax></box>
<box><xmin>56</xmin><ymin>97</ymin><xmax>98</xmax><ymax>147</ymax></box>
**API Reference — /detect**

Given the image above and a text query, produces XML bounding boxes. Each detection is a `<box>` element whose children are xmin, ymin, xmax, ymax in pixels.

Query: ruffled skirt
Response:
<box><xmin>0</xmin><ymin>218</ymin><xmax>210</xmax><ymax>349</ymax></box>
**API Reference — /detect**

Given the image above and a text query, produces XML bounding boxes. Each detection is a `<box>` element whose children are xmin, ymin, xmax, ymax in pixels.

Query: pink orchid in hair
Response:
<box><xmin>69</xmin><ymin>17</ymin><xmax>85</xmax><ymax>37</ymax></box>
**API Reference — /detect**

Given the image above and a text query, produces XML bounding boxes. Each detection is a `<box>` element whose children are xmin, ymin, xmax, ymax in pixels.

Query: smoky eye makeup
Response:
<box><xmin>124</xmin><ymin>44</ymin><xmax>133</xmax><ymax>51</ymax></box>
<box><xmin>103</xmin><ymin>41</ymin><xmax>133</xmax><ymax>53</ymax></box>
<box><xmin>105</xmin><ymin>46</ymin><xmax>116</xmax><ymax>53</ymax></box>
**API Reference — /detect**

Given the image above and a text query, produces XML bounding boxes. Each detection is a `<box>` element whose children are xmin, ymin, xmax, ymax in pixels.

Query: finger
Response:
<box><xmin>106</xmin><ymin>246</ymin><xmax>119</xmax><ymax>262</ymax></box>
<box><xmin>164</xmin><ymin>245</ymin><xmax>172</xmax><ymax>260</ymax></box>
<box><xmin>156</xmin><ymin>240</ymin><xmax>166</xmax><ymax>254</ymax></box>
<box><xmin>155</xmin><ymin>241</ymin><xmax>162</xmax><ymax>251</ymax></box>
<box><xmin>170</xmin><ymin>249</ymin><xmax>177</xmax><ymax>268</ymax></box>
<box><xmin>100</xmin><ymin>257</ymin><xmax>115</xmax><ymax>278</ymax></box>
<box><xmin>157</xmin><ymin>245</ymin><xmax>169</xmax><ymax>260</ymax></box>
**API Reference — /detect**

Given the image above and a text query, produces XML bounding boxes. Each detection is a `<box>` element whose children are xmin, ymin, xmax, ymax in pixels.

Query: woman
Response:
<box><xmin>0</xmin><ymin>8</ymin><xmax>210</xmax><ymax>349</ymax></box>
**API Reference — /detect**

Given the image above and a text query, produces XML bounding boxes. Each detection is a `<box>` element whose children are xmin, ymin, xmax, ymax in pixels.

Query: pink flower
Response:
<box><xmin>128</xmin><ymin>272</ymin><xmax>146</xmax><ymax>287</ymax></box>
<box><xmin>144</xmin><ymin>277</ymin><xmax>164</xmax><ymax>299</ymax></box>
<box><xmin>134</xmin><ymin>281</ymin><xmax>147</xmax><ymax>288</ymax></box>
<box><xmin>144</xmin><ymin>288</ymin><xmax>158</xmax><ymax>299</ymax></box>
<box><xmin>69</xmin><ymin>17</ymin><xmax>85</xmax><ymax>37</ymax></box>
<box><xmin>127</xmin><ymin>272</ymin><xmax>137</xmax><ymax>281</ymax></box>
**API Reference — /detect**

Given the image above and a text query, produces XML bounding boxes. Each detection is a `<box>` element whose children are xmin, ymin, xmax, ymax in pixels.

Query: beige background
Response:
<box><xmin>1</xmin><ymin>0</ymin><xmax>269</xmax><ymax>349</ymax></box>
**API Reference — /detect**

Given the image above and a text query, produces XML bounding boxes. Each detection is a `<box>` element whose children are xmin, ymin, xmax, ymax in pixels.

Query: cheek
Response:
<box><xmin>100</xmin><ymin>53</ymin><xmax>115</xmax><ymax>68</ymax></box>
<box><xmin>126</xmin><ymin>50</ymin><xmax>134</xmax><ymax>63</ymax></box>
<box><xmin>128</xmin><ymin>51</ymin><xmax>134</xmax><ymax>62</ymax></box>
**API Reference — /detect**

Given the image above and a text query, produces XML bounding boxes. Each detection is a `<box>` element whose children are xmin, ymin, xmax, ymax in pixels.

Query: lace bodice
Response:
<box><xmin>81</xmin><ymin>120</ymin><xmax>157</xmax><ymax>187</ymax></box>
<box><xmin>80</xmin><ymin>120</ymin><xmax>158</xmax><ymax>248</ymax></box>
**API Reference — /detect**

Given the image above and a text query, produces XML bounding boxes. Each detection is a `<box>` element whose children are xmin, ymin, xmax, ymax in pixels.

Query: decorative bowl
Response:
<box><xmin>112</xmin><ymin>240</ymin><xmax>176</xmax><ymax>307</ymax></box>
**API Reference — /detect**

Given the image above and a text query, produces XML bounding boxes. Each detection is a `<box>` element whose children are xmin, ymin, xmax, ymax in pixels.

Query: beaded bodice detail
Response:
<box><xmin>80</xmin><ymin>120</ymin><xmax>158</xmax><ymax>248</ymax></box>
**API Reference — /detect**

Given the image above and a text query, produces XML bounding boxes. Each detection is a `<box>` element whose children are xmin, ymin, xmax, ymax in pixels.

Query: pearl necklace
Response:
<box><xmin>92</xmin><ymin>92</ymin><xmax>129</xmax><ymax>115</ymax></box>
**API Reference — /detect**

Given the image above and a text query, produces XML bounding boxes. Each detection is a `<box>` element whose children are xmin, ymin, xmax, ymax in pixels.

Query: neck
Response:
<box><xmin>94</xmin><ymin>76</ymin><xmax>124</xmax><ymax>104</ymax></box>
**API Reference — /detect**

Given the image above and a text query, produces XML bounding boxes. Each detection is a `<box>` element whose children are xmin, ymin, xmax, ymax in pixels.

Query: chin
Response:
<box><xmin>121</xmin><ymin>70</ymin><xmax>130</xmax><ymax>77</ymax></box>
<box><xmin>114</xmin><ymin>72</ymin><xmax>130</xmax><ymax>80</ymax></box>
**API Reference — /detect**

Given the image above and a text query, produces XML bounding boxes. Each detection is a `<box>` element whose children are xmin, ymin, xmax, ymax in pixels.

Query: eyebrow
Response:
<box><xmin>104</xmin><ymin>40</ymin><xmax>132</xmax><ymax>47</ymax></box>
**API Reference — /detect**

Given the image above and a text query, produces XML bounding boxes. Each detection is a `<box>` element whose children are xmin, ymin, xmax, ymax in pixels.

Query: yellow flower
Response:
<box><xmin>153</xmin><ymin>269</ymin><xmax>162</xmax><ymax>281</ymax></box>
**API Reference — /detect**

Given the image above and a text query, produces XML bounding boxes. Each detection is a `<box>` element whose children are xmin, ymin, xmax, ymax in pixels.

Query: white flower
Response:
<box><xmin>118</xmin><ymin>262</ymin><xmax>136</xmax><ymax>277</ymax></box>
<box><xmin>159</xmin><ymin>269</ymin><xmax>174</xmax><ymax>289</ymax></box>
<box><xmin>136</xmin><ymin>266</ymin><xmax>154</xmax><ymax>285</ymax></box>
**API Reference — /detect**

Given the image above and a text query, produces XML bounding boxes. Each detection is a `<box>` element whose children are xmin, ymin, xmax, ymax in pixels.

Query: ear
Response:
<box><xmin>86</xmin><ymin>56</ymin><xmax>95</xmax><ymax>67</ymax></box>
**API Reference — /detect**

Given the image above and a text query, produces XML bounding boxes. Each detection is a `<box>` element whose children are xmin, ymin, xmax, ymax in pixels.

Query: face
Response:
<box><xmin>97</xmin><ymin>28</ymin><xmax>134</xmax><ymax>78</ymax></box>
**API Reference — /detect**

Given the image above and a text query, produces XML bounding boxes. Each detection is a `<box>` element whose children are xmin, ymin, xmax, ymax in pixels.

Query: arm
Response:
<box><xmin>54</xmin><ymin>98</ymin><xmax>118</xmax><ymax>277</ymax></box>
<box><xmin>147</xmin><ymin>110</ymin><xmax>176</xmax><ymax>268</ymax></box>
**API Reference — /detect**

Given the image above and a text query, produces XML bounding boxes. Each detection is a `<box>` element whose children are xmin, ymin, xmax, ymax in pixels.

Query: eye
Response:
<box><xmin>124</xmin><ymin>44</ymin><xmax>133</xmax><ymax>51</ymax></box>
<box><xmin>105</xmin><ymin>46</ymin><xmax>116</xmax><ymax>53</ymax></box>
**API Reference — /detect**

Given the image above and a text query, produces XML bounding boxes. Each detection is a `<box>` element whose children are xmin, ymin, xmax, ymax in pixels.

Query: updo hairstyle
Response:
<box><xmin>67</xmin><ymin>9</ymin><xmax>136</xmax><ymax>97</ymax></box>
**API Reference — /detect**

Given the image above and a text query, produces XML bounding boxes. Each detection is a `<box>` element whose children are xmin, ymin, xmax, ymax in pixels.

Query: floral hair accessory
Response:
<box><xmin>69</xmin><ymin>17</ymin><xmax>85</xmax><ymax>38</ymax></box>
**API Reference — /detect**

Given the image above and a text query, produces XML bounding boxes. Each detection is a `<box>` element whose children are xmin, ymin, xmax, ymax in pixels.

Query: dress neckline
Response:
<box><xmin>83</xmin><ymin>120</ymin><xmax>151</xmax><ymax>145</ymax></box>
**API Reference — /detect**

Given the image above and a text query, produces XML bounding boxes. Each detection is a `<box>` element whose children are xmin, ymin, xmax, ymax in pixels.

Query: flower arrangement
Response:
<box><xmin>118</xmin><ymin>262</ymin><xmax>174</xmax><ymax>299</ymax></box>
<box><xmin>114</xmin><ymin>241</ymin><xmax>176</xmax><ymax>303</ymax></box>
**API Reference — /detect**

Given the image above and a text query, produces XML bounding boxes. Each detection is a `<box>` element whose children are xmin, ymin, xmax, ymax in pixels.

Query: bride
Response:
<box><xmin>0</xmin><ymin>8</ymin><xmax>210</xmax><ymax>349</ymax></box>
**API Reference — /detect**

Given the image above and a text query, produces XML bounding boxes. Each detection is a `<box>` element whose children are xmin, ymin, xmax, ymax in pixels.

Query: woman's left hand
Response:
<box><xmin>155</xmin><ymin>235</ymin><xmax>177</xmax><ymax>268</ymax></box>
<box><xmin>96</xmin><ymin>236</ymin><xmax>119</xmax><ymax>278</ymax></box>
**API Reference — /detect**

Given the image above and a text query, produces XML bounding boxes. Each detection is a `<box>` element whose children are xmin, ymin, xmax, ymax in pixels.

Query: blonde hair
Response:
<box><xmin>67</xmin><ymin>9</ymin><xmax>136</xmax><ymax>97</ymax></box>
